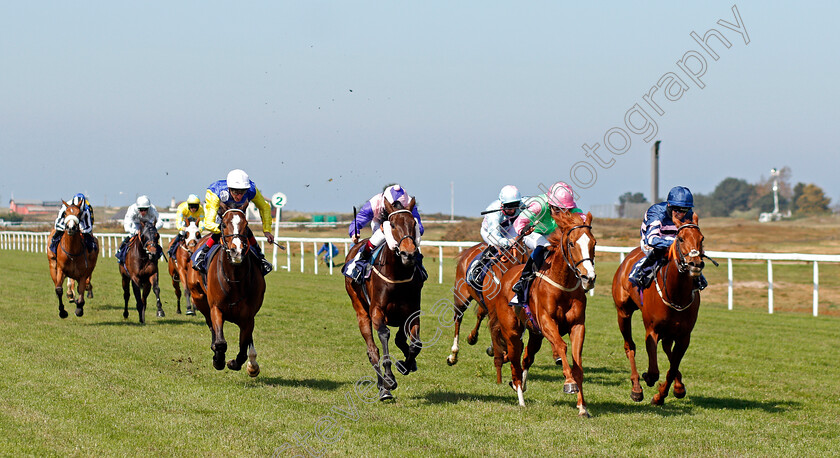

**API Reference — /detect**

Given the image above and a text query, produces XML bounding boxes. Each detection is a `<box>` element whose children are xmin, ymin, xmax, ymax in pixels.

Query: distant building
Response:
<box><xmin>8</xmin><ymin>199</ymin><xmax>62</xmax><ymax>215</ymax></box>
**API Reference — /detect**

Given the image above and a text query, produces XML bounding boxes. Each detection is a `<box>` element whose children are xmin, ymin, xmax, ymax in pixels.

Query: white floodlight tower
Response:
<box><xmin>770</xmin><ymin>168</ymin><xmax>780</xmax><ymax>216</ymax></box>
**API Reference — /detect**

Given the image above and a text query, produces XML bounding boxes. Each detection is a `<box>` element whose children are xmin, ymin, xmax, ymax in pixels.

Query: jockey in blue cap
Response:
<box><xmin>629</xmin><ymin>186</ymin><xmax>707</xmax><ymax>290</ymax></box>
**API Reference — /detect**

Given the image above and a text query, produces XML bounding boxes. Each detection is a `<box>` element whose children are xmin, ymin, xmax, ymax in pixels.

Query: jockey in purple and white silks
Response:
<box><xmin>480</xmin><ymin>185</ymin><xmax>522</xmax><ymax>250</ymax></box>
<box><xmin>50</xmin><ymin>193</ymin><xmax>97</xmax><ymax>253</ymax></box>
<box><xmin>509</xmin><ymin>181</ymin><xmax>588</xmax><ymax>306</ymax></box>
<box><xmin>629</xmin><ymin>186</ymin><xmax>707</xmax><ymax>290</ymax></box>
<box><xmin>344</xmin><ymin>184</ymin><xmax>426</xmax><ymax>283</ymax></box>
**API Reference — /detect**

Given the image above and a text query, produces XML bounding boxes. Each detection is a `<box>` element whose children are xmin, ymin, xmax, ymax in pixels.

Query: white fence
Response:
<box><xmin>3</xmin><ymin>231</ymin><xmax>840</xmax><ymax>317</ymax></box>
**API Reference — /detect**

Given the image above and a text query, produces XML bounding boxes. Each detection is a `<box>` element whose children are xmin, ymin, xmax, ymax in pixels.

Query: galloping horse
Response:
<box><xmin>167</xmin><ymin>219</ymin><xmax>202</xmax><ymax>315</ymax></box>
<box><xmin>120</xmin><ymin>221</ymin><xmax>165</xmax><ymax>323</ymax></box>
<box><xmin>612</xmin><ymin>213</ymin><xmax>709</xmax><ymax>405</ymax></box>
<box><xmin>345</xmin><ymin>198</ymin><xmax>424</xmax><ymax>401</ymax></box>
<box><xmin>485</xmin><ymin>209</ymin><xmax>595</xmax><ymax>416</ymax></box>
<box><xmin>446</xmin><ymin>241</ymin><xmax>529</xmax><ymax>366</ymax></box>
<box><xmin>186</xmin><ymin>202</ymin><xmax>265</xmax><ymax>376</ymax></box>
<box><xmin>47</xmin><ymin>200</ymin><xmax>99</xmax><ymax>318</ymax></box>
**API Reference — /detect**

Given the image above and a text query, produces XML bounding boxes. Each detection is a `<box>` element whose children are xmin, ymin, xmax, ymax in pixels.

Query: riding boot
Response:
<box><xmin>250</xmin><ymin>243</ymin><xmax>273</xmax><ymax>276</ymax></box>
<box><xmin>168</xmin><ymin>233</ymin><xmax>182</xmax><ymax>259</ymax></box>
<box><xmin>631</xmin><ymin>248</ymin><xmax>666</xmax><ymax>290</ymax></box>
<box><xmin>510</xmin><ymin>246</ymin><xmax>545</xmax><ymax>307</ymax></box>
<box><xmin>83</xmin><ymin>233</ymin><xmax>97</xmax><ymax>252</ymax></box>
<box><xmin>415</xmin><ymin>252</ymin><xmax>428</xmax><ymax>281</ymax></box>
<box><xmin>351</xmin><ymin>243</ymin><xmax>374</xmax><ymax>284</ymax></box>
<box><xmin>694</xmin><ymin>274</ymin><xmax>708</xmax><ymax>291</ymax></box>
<box><xmin>50</xmin><ymin>230</ymin><xmax>64</xmax><ymax>254</ymax></box>
<box><xmin>193</xmin><ymin>244</ymin><xmax>210</xmax><ymax>273</ymax></box>
<box><xmin>116</xmin><ymin>236</ymin><xmax>130</xmax><ymax>264</ymax></box>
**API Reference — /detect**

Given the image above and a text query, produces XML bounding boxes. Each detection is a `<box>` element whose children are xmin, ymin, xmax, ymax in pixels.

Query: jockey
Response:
<box><xmin>116</xmin><ymin>195</ymin><xmax>164</xmax><ymax>264</ymax></box>
<box><xmin>630</xmin><ymin>186</ymin><xmax>708</xmax><ymax>290</ymax></box>
<box><xmin>167</xmin><ymin>194</ymin><xmax>205</xmax><ymax>259</ymax></box>
<box><xmin>50</xmin><ymin>193</ymin><xmax>96</xmax><ymax>253</ymax></box>
<box><xmin>480</xmin><ymin>185</ymin><xmax>523</xmax><ymax>250</ymax></box>
<box><xmin>192</xmin><ymin>169</ymin><xmax>274</xmax><ymax>276</ymax></box>
<box><xmin>344</xmin><ymin>184</ymin><xmax>425</xmax><ymax>283</ymax></box>
<box><xmin>509</xmin><ymin>181</ymin><xmax>585</xmax><ymax>307</ymax></box>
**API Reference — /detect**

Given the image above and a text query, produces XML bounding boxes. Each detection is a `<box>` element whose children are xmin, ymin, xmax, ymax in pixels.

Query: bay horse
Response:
<box><xmin>446</xmin><ymin>240</ymin><xmax>529</xmax><ymax>366</ymax></box>
<box><xmin>167</xmin><ymin>219</ymin><xmax>202</xmax><ymax>315</ymax></box>
<box><xmin>485</xmin><ymin>209</ymin><xmax>595</xmax><ymax>416</ymax></box>
<box><xmin>344</xmin><ymin>197</ymin><xmax>424</xmax><ymax>401</ymax></box>
<box><xmin>120</xmin><ymin>221</ymin><xmax>165</xmax><ymax>323</ymax></box>
<box><xmin>185</xmin><ymin>202</ymin><xmax>265</xmax><ymax>376</ymax></box>
<box><xmin>47</xmin><ymin>200</ymin><xmax>99</xmax><ymax>318</ymax></box>
<box><xmin>612</xmin><ymin>213</ymin><xmax>709</xmax><ymax>405</ymax></box>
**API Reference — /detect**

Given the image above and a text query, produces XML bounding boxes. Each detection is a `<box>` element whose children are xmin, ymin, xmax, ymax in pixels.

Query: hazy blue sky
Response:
<box><xmin>2</xmin><ymin>1</ymin><xmax>838</xmax><ymax>216</ymax></box>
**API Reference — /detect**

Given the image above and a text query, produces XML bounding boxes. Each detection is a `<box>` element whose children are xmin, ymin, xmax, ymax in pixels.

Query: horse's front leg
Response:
<box><xmin>395</xmin><ymin>311</ymin><xmax>420</xmax><ymax>376</ymax></box>
<box><xmin>446</xmin><ymin>299</ymin><xmax>468</xmax><ymax>366</ymax></box>
<box><xmin>73</xmin><ymin>275</ymin><xmax>88</xmax><ymax>317</ymax></box>
<box><xmin>152</xmin><ymin>273</ymin><xmax>164</xmax><ymax>318</ymax></box>
<box><xmin>652</xmin><ymin>336</ymin><xmax>690</xmax><ymax>405</ymax></box>
<box><xmin>540</xmin><ymin>315</ymin><xmax>576</xmax><ymax>394</ymax></box>
<box><xmin>121</xmin><ymin>275</ymin><xmax>130</xmax><ymax>320</ymax></box>
<box><xmin>642</xmin><ymin>329</ymin><xmax>661</xmax><ymax>388</ymax></box>
<box><xmin>502</xmin><ymin>326</ymin><xmax>525</xmax><ymax>406</ymax></box>
<box><xmin>53</xmin><ymin>271</ymin><xmax>68</xmax><ymax>319</ymax></box>
<box><xmin>373</xmin><ymin>313</ymin><xmax>397</xmax><ymax>392</ymax></box>
<box><xmin>467</xmin><ymin>302</ymin><xmax>488</xmax><ymax>345</ymax></box>
<box><xmin>521</xmin><ymin>331</ymin><xmax>544</xmax><ymax>393</ymax></box>
<box><xmin>210</xmin><ymin>306</ymin><xmax>227</xmax><ymax>370</ymax></box>
<box><xmin>617</xmin><ymin>308</ymin><xmax>643</xmax><ymax>401</ymax></box>
<box><xmin>228</xmin><ymin>317</ymin><xmax>259</xmax><ymax>377</ymax></box>
<box><xmin>568</xmin><ymin>322</ymin><xmax>590</xmax><ymax>417</ymax></box>
<box><xmin>131</xmin><ymin>277</ymin><xmax>146</xmax><ymax>324</ymax></box>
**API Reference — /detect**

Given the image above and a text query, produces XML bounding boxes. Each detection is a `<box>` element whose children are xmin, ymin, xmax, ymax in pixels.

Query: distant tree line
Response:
<box><xmin>618</xmin><ymin>166</ymin><xmax>833</xmax><ymax>218</ymax></box>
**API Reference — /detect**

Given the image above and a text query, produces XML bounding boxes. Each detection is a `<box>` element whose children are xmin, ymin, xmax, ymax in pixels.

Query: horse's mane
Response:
<box><xmin>545</xmin><ymin>211</ymin><xmax>585</xmax><ymax>248</ymax></box>
<box><xmin>376</xmin><ymin>201</ymin><xmax>406</xmax><ymax>225</ymax></box>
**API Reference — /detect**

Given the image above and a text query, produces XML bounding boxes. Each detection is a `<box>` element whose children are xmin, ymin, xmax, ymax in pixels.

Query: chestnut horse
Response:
<box><xmin>47</xmin><ymin>200</ymin><xmax>99</xmax><ymax>318</ymax></box>
<box><xmin>167</xmin><ymin>219</ymin><xmax>202</xmax><ymax>315</ymax></box>
<box><xmin>612</xmin><ymin>213</ymin><xmax>710</xmax><ymax>405</ymax></box>
<box><xmin>345</xmin><ymin>198</ymin><xmax>424</xmax><ymax>401</ymax></box>
<box><xmin>186</xmin><ymin>203</ymin><xmax>265</xmax><ymax>376</ymax></box>
<box><xmin>485</xmin><ymin>209</ymin><xmax>595</xmax><ymax>416</ymax></box>
<box><xmin>446</xmin><ymin>240</ymin><xmax>529</xmax><ymax>366</ymax></box>
<box><xmin>120</xmin><ymin>221</ymin><xmax>165</xmax><ymax>323</ymax></box>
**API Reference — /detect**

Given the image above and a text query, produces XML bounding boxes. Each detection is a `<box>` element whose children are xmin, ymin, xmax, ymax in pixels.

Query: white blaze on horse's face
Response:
<box><xmin>65</xmin><ymin>215</ymin><xmax>80</xmax><ymax>233</ymax></box>
<box><xmin>185</xmin><ymin>222</ymin><xmax>201</xmax><ymax>246</ymax></box>
<box><xmin>230</xmin><ymin>213</ymin><xmax>245</xmax><ymax>263</ymax></box>
<box><xmin>575</xmin><ymin>233</ymin><xmax>596</xmax><ymax>290</ymax></box>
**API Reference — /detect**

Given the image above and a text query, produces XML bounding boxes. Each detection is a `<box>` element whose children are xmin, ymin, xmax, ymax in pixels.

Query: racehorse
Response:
<box><xmin>120</xmin><ymin>221</ymin><xmax>165</xmax><ymax>323</ymax></box>
<box><xmin>344</xmin><ymin>197</ymin><xmax>424</xmax><ymax>401</ymax></box>
<box><xmin>167</xmin><ymin>220</ymin><xmax>202</xmax><ymax>315</ymax></box>
<box><xmin>47</xmin><ymin>200</ymin><xmax>99</xmax><ymax>318</ymax></box>
<box><xmin>485</xmin><ymin>209</ymin><xmax>595</xmax><ymax>416</ymax></box>
<box><xmin>612</xmin><ymin>213</ymin><xmax>710</xmax><ymax>405</ymax></box>
<box><xmin>186</xmin><ymin>202</ymin><xmax>265</xmax><ymax>376</ymax></box>
<box><xmin>446</xmin><ymin>240</ymin><xmax>529</xmax><ymax>366</ymax></box>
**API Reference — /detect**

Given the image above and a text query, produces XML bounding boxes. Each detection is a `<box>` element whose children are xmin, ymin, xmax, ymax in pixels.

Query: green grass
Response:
<box><xmin>1</xmin><ymin>250</ymin><xmax>839</xmax><ymax>456</ymax></box>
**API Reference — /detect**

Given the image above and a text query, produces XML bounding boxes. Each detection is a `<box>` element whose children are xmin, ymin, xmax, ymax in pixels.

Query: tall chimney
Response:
<box><xmin>651</xmin><ymin>140</ymin><xmax>661</xmax><ymax>203</ymax></box>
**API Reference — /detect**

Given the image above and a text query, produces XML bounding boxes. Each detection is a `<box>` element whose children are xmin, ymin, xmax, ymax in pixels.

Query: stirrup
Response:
<box><xmin>193</xmin><ymin>250</ymin><xmax>207</xmax><ymax>272</ymax></box>
<box><xmin>261</xmin><ymin>259</ymin><xmax>273</xmax><ymax>275</ymax></box>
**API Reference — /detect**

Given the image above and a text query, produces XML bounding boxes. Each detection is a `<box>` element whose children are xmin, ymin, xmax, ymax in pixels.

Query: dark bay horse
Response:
<box><xmin>612</xmin><ymin>213</ymin><xmax>709</xmax><ymax>405</ymax></box>
<box><xmin>345</xmin><ymin>198</ymin><xmax>424</xmax><ymax>401</ymax></box>
<box><xmin>485</xmin><ymin>210</ymin><xmax>595</xmax><ymax>416</ymax></box>
<box><xmin>167</xmin><ymin>220</ymin><xmax>202</xmax><ymax>315</ymax></box>
<box><xmin>446</xmin><ymin>241</ymin><xmax>529</xmax><ymax>366</ymax></box>
<box><xmin>47</xmin><ymin>200</ymin><xmax>99</xmax><ymax>318</ymax></box>
<box><xmin>186</xmin><ymin>203</ymin><xmax>265</xmax><ymax>376</ymax></box>
<box><xmin>120</xmin><ymin>221</ymin><xmax>165</xmax><ymax>323</ymax></box>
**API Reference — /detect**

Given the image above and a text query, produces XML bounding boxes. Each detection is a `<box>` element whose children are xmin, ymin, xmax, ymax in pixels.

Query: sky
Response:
<box><xmin>2</xmin><ymin>1</ymin><xmax>838</xmax><ymax>216</ymax></box>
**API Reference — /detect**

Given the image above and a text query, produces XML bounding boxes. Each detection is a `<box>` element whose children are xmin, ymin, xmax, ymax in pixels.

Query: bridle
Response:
<box><xmin>655</xmin><ymin>223</ymin><xmax>712</xmax><ymax>311</ymax></box>
<box><xmin>219</xmin><ymin>208</ymin><xmax>250</xmax><ymax>258</ymax></box>
<box><xmin>561</xmin><ymin>224</ymin><xmax>594</xmax><ymax>281</ymax></box>
<box><xmin>387</xmin><ymin>209</ymin><xmax>417</xmax><ymax>258</ymax></box>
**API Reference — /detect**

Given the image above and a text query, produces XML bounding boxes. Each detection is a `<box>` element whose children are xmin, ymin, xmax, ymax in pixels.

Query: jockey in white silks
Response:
<box><xmin>343</xmin><ymin>184</ymin><xmax>425</xmax><ymax>283</ymax></box>
<box><xmin>480</xmin><ymin>185</ymin><xmax>523</xmax><ymax>250</ymax></box>
<box><xmin>116</xmin><ymin>195</ymin><xmax>164</xmax><ymax>264</ymax></box>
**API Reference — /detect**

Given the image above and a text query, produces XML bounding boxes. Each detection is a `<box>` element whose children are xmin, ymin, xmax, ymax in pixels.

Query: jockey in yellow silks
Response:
<box><xmin>167</xmin><ymin>194</ymin><xmax>205</xmax><ymax>259</ymax></box>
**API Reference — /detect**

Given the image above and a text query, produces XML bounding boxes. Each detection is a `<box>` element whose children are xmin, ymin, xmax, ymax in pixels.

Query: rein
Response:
<box><xmin>370</xmin><ymin>208</ymin><xmax>418</xmax><ymax>284</ymax></box>
<box><xmin>533</xmin><ymin>223</ymin><xmax>593</xmax><ymax>292</ymax></box>
<box><xmin>657</xmin><ymin>224</ymin><xmax>703</xmax><ymax>311</ymax></box>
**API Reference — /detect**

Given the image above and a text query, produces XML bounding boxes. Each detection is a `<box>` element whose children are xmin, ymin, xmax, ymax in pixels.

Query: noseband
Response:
<box><xmin>561</xmin><ymin>224</ymin><xmax>594</xmax><ymax>280</ymax></box>
<box><xmin>219</xmin><ymin>209</ymin><xmax>250</xmax><ymax>256</ymax></box>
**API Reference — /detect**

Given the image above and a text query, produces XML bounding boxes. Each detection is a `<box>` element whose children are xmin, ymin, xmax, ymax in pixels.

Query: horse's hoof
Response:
<box><xmin>564</xmin><ymin>383</ymin><xmax>579</xmax><ymax>394</ymax></box>
<box><xmin>467</xmin><ymin>333</ymin><xmax>478</xmax><ymax>345</ymax></box>
<box><xmin>59</xmin><ymin>309</ymin><xmax>68</xmax><ymax>319</ymax></box>
<box><xmin>674</xmin><ymin>387</ymin><xmax>686</xmax><ymax>399</ymax></box>
<box><xmin>578</xmin><ymin>408</ymin><xmax>592</xmax><ymax>418</ymax></box>
<box><xmin>446</xmin><ymin>355</ymin><xmax>457</xmax><ymax>366</ymax></box>
<box><xmin>157</xmin><ymin>309</ymin><xmax>165</xmax><ymax>318</ymax></box>
<box><xmin>226</xmin><ymin>359</ymin><xmax>242</xmax><ymax>371</ymax></box>
<box><xmin>630</xmin><ymin>390</ymin><xmax>644</xmax><ymax>402</ymax></box>
<box><xmin>379</xmin><ymin>388</ymin><xmax>394</xmax><ymax>401</ymax></box>
<box><xmin>123</xmin><ymin>311</ymin><xmax>129</xmax><ymax>319</ymax></box>
<box><xmin>176</xmin><ymin>309</ymin><xmax>182</xmax><ymax>315</ymax></box>
<box><xmin>642</xmin><ymin>372</ymin><xmax>657</xmax><ymax>387</ymax></box>
<box><xmin>382</xmin><ymin>376</ymin><xmax>397</xmax><ymax>391</ymax></box>
<box><xmin>213</xmin><ymin>357</ymin><xmax>225</xmax><ymax>371</ymax></box>
<box><xmin>486</xmin><ymin>346</ymin><xmax>494</xmax><ymax>357</ymax></box>
<box><xmin>247</xmin><ymin>362</ymin><xmax>260</xmax><ymax>377</ymax></box>
<box><xmin>186</xmin><ymin>309</ymin><xmax>195</xmax><ymax>316</ymax></box>
<box><xmin>396</xmin><ymin>360</ymin><xmax>410</xmax><ymax>376</ymax></box>
<box><xmin>555</xmin><ymin>357</ymin><xmax>563</xmax><ymax>366</ymax></box>
<box><xmin>651</xmin><ymin>395</ymin><xmax>664</xmax><ymax>406</ymax></box>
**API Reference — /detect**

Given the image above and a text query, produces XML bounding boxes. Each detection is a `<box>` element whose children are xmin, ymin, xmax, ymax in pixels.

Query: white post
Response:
<box><xmin>727</xmin><ymin>258</ymin><xmax>733</xmax><ymax>310</ymax></box>
<box><xmin>300</xmin><ymin>242</ymin><xmax>304</xmax><ymax>273</ymax></box>
<box><xmin>313</xmin><ymin>242</ymin><xmax>318</xmax><ymax>274</ymax></box>
<box><xmin>285</xmin><ymin>241</ymin><xmax>291</xmax><ymax>271</ymax></box>
<box><xmin>620</xmin><ymin>252</ymin><xmax>625</xmax><ymax>263</ymax></box>
<box><xmin>767</xmin><ymin>259</ymin><xmax>774</xmax><ymax>314</ymax></box>
<box><xmin>438</xmin><ymin>245</ymin><xmax>444</xmax><ymax>284</ymax></box>
<box><xmin>813</xmin><ymin>261</ymin><xmax>819</xmax><ymax>317</ymax></box>
<box><xmin>328</xmin><ymin>242</ymin><xmax>334</xmax><ymax>275</ymax></box>
<box><xmin>272</xmin><ymin>208</ymin><xmax>281</xmax><ymax>270</ymax></box>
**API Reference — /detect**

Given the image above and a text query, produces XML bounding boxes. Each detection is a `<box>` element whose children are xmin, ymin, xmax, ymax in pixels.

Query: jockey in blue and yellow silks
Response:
<box><xmin>192</xmin><ymin>169</ymin><xmax>274</xmax><ymax>275</ymax></box>
<box><xmin>629</xmin><ymin>186</ymin><xmax>707</xmax><ymax>291</ymax></box>
<box><xmin>167</xmin><ymin>194</ymin><xmax>205</xmax><ymax>258</ymax></box>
